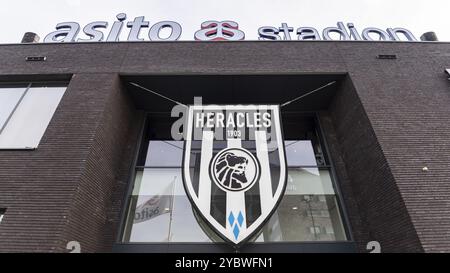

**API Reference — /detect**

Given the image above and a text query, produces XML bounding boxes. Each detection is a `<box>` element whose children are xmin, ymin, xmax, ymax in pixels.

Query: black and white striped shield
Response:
<box><xmin>182</xmin><ymin>105</ymin><xmax>287</xmax><ymax>246</ymax></box>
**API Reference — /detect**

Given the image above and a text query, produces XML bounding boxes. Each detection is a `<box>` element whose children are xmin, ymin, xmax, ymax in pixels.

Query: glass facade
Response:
<box><xmin>0</xmin><ymin>83</ymin><xmax>66</xmax><ymax>149</ymax></box>
<box><xmin>122</xmin><ymin>114</ymin><xmax>348</xmax><ymax>243</ymax></box>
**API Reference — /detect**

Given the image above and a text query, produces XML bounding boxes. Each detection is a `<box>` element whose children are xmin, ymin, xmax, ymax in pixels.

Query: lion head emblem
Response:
<box><xmin>214</xmin><ymin>152</ymin><xmax>249</xmax><ymax>190</ymax></box>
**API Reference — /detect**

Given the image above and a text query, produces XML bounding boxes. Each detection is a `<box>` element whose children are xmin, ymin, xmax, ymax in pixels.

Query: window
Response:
<box><xmin>261</xmin><ymin>114</ymin><xmax>347</xmax><ymax>242</ymax></box>
<box><xmin>260</xmin><ymin>142</ymin><xmax>347</xmax><ymax>242</ymax></box>
<box><xmin>0</xmin><ymin>208</ymin><xmax>5</xmax><ymax>223</ymax></box>
<box><xmin>0</xmin><ymin>83</ymin><xmax>66</xmax><ymax>149</ymax></box>
<box><xmin>122</xmin><ymin>114</ymin><xmax>348</xmax><ymax>243</ymax></box>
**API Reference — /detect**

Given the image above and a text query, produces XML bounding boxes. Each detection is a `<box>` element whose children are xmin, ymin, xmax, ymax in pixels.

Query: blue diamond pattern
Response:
<box><xmin>233</xmin><ymin>225</ymin><xmax>240</xmax><ymax>239</ymax></box>
<box><xmin>237</xmin><ymin>211</ymin><xmax>244</xmax><ymax>227</ymax></box>
<box><xmin>228</xmin><ymin>212</ymin><xmax>235</xmax><ymax>227</ymax></box>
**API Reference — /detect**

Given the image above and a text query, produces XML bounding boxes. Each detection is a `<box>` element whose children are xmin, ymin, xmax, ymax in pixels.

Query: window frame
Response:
<box><xmin>115</xmin><ymin>112</ymin><xmax>356</xmax><ymax>253</ymax></box>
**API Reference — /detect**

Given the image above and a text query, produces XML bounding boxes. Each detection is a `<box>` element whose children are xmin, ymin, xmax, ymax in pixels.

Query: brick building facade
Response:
<box><xmin>0</xmin><ymin>41</ymin><xmax>449</xmax><ymax>252</ymax></box>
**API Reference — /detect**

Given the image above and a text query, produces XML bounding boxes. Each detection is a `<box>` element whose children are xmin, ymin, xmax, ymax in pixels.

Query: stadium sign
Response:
<box><xmin>43</xmin><ymin>13</ymin><xmax>418</xmax><ymax>42</ymax></box>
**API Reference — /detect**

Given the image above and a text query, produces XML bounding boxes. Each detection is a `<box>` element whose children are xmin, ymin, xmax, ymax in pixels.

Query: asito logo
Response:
<box><xmin>182</xmin><ymin>105</ymin><xmax>287</xmax><ymax>246</ymax></box>
<box><xmin>194</xmin><ymin>20</ymin><xmax>245</xmax><ymax>41</ymax></box>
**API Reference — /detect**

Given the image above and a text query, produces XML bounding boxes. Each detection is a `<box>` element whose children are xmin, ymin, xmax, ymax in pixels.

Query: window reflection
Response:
<box><xmin>259</xmin><ymin>195</ymin><xmax>346</xmax><ymax>242</ymax></box>
<box><xmin>124</xmin><ymin>167</ymin><xmax>215</xmax><ymax>242</ymax></box>
<box><xmin>285</xmin><ymin>141</ymin><xmax>318</xmax><ymax>166</ymax></box>
<box><xmin>286</xmin><ymin>168</ymin><xmax>335</xmax><ymax>195</ymax></box>
<box><xmin>123</xmin><ymin>139</ymin><xmax>348</xmax><ymax>243</ymax></box>
<box><xmin>0</xmin><ymin>86</ymin><xmax>27</xmax><ymax>129</ymax></box>
<box><xmin>0</xmin><ymin>83</ymin><xmax>66</xmax><ymax>149</ymax></box>
<box><xmin>144</xmin><ymin>141</ymin><xmax>183</xmax><ymax>167</ymax></box>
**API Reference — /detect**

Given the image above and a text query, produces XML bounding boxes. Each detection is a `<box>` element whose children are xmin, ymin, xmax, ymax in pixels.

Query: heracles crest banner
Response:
<box><xmin>182</xmin><ymin>105</ymin><xmax>287</xmax><ymax>246</ymax></box>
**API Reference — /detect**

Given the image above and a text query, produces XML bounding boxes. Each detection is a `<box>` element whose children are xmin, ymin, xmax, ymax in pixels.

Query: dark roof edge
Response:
<box><xmin>1</xmin><ymin>40</ymin><xmax>450</xmax><ymax>47</ymax></box>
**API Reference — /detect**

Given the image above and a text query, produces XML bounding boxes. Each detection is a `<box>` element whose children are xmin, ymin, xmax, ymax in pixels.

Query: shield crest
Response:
<box><xmin>182</xmin><ymin>105</ymin><xmax>287</xmax><ymax>246</ymax></box>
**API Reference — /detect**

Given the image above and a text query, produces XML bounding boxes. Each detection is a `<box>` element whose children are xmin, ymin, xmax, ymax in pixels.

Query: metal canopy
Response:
<box><xmin>123</xmin><ymin>74</ymin><xmax>344</xmax><ymax>112</ymax></box>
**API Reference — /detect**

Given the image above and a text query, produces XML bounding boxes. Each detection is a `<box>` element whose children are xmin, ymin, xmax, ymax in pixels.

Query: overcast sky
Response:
<box><xmin>0</xmin><ymin>0</ymin><xmax>448</xmax><ymax>43</ymax></box>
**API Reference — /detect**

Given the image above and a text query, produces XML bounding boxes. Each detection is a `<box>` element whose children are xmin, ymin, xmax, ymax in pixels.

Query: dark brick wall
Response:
<box><xmin>327</xmin><ymin>77</ymin><xmax>423</xmax><ymax>252</ymax></box>
<box><xmin>0</xmin><ymin>73</ymin><xmax>141</xmax><ymax>252</ymax></box>
<box><xmin>318</xmin><ymin>109</ymin><xmax>371</xmax><ymax>252</ymax></box>
<box><xmin>59</xmin><ymin>74</ymin><xmax>143</xmax><ymax>252</ymax></box>
<box><xmin>335</xmin><ymin>43</ymin><xmax>450</xmax><ymax>252</ymax></box>
<box><xmin>0</xmin><ymin>41</ymin><xmax>449</xmax><ymax>252</ymax></box>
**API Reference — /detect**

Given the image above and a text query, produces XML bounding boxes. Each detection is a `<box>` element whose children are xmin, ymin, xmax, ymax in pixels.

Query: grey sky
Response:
<box><xmin>0</xmin><ymin>0</ymin><xmax>448</xmax><ymax>43</ymax></box>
